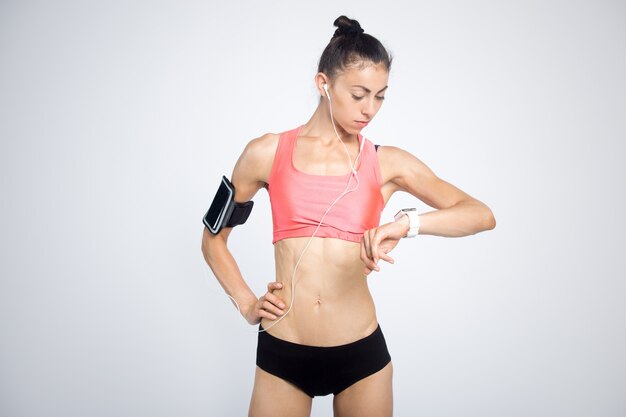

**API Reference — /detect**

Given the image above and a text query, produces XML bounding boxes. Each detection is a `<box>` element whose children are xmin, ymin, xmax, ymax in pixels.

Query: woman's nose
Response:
<box><xmin>362</xmin><ymin>98</ymin><xmax>376</xmax><ymax>118</ymax></box>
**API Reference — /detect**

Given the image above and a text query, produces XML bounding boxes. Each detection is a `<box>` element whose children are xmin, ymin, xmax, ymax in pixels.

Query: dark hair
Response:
<box><xmin>317</xmin><ymin>16</ymin><xmax>392</xmax><ymax>80</ymax></box>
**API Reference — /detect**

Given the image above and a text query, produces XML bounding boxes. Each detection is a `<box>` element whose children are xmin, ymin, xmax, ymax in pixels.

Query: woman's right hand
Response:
<box><xmin>241</xmin><ymin>282</ymin><xmax>286</xmax><ymax>326</ymax></box>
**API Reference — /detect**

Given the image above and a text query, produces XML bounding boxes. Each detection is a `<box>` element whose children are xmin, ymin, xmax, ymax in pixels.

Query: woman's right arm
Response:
<box><xmin>200</xmin><ymin>134</ymin><xmax>286</xmax><ymax>326</ymax></box>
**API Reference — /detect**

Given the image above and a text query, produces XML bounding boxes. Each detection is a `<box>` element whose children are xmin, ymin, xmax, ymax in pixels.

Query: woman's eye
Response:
<box><xmin>352</xmin><ymin>95</ymin><xmax>364</xmax><ymax>101</ymax></box>
<box><xmin>375</xmin><ymin>96</ymin><xmax>386</xmax><ymax>101</ymax></box>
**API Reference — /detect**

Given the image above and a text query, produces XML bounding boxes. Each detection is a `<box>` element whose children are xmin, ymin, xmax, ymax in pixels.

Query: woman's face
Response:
<box><xmin>326</xmin><ymin>62</ymin><xmax>389</xmax><ymax>135</ymax></box>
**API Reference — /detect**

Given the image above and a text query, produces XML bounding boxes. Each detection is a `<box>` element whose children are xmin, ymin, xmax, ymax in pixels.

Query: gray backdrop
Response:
<box><xmin>1</xmin><ymin>1</ymin><xmax>625</xmax><ymax>416</ymax></box>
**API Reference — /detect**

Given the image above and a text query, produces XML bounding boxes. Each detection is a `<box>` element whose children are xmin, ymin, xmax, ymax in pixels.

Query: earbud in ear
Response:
<box><xmin>323</xmin><ymin>83</ymin><xmax>330</xmax><ymax>99</ymax></box>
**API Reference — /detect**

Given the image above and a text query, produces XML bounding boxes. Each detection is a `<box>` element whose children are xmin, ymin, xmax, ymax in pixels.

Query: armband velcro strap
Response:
<box><xmin>226</xmin><ymin>201</ymin><xmax>254</xmax><ymax>227</ymax></box>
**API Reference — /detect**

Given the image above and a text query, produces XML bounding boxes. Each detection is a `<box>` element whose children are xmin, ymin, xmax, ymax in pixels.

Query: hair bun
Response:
<box><xmin>333</xmin><ymin>15</ymin><xmax>364</xmax><ymax>37</ymax></box>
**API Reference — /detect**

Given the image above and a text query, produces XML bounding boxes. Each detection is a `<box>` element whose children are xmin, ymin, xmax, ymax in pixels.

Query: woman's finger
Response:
<box><xmin>264</xmin><ymin>292</ymin><xmax>286</xmax><ymax>310</ymax></box>
<box><xmin>261</xmin><ymin>299</ymin><xmax>283</xmax><ymax>316</ymax></box>
<box><xmin>370</xmin><ymin>225</ymin><xmax>393</xmax><ymax>263</ymax></box>
<box><xmin>360</xmin><ymin>235</ymin><xmax>370</xmax><ymax>263</ymax></box>
<box><xmin>370</xmin><ymin>229</ymin><xmax>385</xmax><ymax>271</ymax></box>
<box><xmin>378</xmin><ymin>252</ymin><xmax>395</xmax><ymax>264</ymax></box>
<box><xmin>361</xmin><ymin>247</ymin><xmax>377</xmax><ymax>274</ymax></box>
<box><xmin>362</xmin><ymin>230</ymin><xmax>372</xmax><ymax>259</ymax></box>
<box><xmin>258</xmin><ymin>307</ymin><xmax>277</xmax><ymax>320</ymax></box>
<box><xmin>369</xmin><ymin>230</ymin><xmax>380</xmax><ymax>262</ymax></box>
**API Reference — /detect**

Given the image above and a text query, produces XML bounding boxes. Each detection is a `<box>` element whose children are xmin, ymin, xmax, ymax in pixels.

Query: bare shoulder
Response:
<box><xmin>231</xmin><ymin>132</ymin><xmax>280</xmax><ymax>199</ymax></box>
<box><xmin>239</xmin><ymin>132</ymin><xmax>280</xmax><ymax>165</ymax></box>
<box><xmin>376</xmin><ymin>145</ymin><xmax>436</xmax><ymax>186</ymax></box>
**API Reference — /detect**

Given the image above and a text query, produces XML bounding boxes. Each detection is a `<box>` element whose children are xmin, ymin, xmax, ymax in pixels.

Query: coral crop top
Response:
<box><xmin>268</xmin><ymin>126</ymin><xmax>385</xmax><ymax>244</ymax></box>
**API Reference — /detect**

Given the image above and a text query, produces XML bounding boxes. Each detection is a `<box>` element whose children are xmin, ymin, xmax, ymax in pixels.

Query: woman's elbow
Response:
<box><xmin>481</xmin><ymin>205</ymin><xmax>496</xmax><ymax>232</ymax></box>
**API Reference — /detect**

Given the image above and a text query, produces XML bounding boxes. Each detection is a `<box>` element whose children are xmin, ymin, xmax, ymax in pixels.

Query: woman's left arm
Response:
<box><xmin>361</xmin><ymin>145</ymin><xmax>496</xmax><ymax>274</ymax></box>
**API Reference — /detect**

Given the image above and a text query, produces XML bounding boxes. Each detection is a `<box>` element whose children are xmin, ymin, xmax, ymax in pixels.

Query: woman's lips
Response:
<box><xmin>355</xmin><ymin>120</ymin><xmax>369</xmax><ymax>128</ymax></box>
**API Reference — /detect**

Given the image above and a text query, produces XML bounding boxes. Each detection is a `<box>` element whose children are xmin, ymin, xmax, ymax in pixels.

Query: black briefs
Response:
<box><xmin>256</xmin><ymin>325</ymin><xmax>392</xmax><ymax>398</ymax></box>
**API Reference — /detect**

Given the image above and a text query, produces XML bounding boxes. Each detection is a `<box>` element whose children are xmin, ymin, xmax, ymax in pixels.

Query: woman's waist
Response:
<box><xmin>272</xmin><ymin>261</ymin><xmax>371</xmax><ymax>314</ymax></box>
<box><xmin>260</xmin><ymin>284</ymin><xmax>377</xmax><ymax>346</ymax></box>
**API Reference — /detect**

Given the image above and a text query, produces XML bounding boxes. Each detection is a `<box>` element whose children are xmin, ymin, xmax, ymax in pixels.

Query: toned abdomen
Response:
<box><xmin>261</xmin><ymin>237</ymin><xmax>379</xmax><ymax>346</ymax></box>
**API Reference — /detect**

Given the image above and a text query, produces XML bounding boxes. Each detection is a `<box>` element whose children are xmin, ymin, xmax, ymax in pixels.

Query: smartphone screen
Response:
<box><xmin>204</xmin><ymin>177</ymin><xmax>234</xmax><ymax>234</ymax></box>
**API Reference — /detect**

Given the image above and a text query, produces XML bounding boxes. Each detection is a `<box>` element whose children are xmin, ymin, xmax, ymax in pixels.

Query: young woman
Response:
<box><xmin>202</xmin><ymin>15</ymin><xmax>495</xmax><ymax>417</ymax></box>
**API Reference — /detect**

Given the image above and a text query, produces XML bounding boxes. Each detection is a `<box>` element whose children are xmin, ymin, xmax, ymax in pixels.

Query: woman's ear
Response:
<box><xmin>314</xmin><ymin>72</ymin><xmax>330</xmax><ymax>98</ymax></box>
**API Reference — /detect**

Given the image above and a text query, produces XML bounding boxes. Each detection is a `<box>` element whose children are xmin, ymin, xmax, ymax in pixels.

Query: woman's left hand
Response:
<box><xmin>360</xmin><ymin>219</ymin><xmax>409</xmax><ymax>275</ymax></box>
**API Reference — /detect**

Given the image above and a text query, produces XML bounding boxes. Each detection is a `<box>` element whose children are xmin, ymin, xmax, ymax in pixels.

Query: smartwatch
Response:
<box><xmin>394</xmin><ymin>208</ymin><xmax>420</xmax><ymax>238</ymax></box>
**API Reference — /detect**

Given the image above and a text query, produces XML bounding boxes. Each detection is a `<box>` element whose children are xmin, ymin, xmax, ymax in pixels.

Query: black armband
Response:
<box><xmin>203</xmin><ymin>176</ymin><xmax>254</xmax><ymax>235</ymax></box>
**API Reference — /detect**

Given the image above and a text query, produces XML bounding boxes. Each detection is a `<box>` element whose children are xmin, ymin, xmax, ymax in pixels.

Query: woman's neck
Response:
<box><xmin>300</xmin><ymin>103</ymin><xmax>356</xmax><ymax>145</ymax></box>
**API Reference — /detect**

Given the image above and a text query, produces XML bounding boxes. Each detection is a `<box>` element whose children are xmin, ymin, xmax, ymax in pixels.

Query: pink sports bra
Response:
<box><xmin>268</xmin><ymin>126</ymin><xmax>385</xmax><ymax>244</ymax></box>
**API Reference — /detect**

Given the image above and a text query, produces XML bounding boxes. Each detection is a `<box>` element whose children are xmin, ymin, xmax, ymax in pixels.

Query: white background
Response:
<box><xmin>1</xmin><ymin>1</ymin><xmax>625</xmax><ymax>416</ymax></box>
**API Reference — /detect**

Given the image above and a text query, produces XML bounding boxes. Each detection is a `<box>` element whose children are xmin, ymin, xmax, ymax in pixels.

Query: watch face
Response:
<box><xmin>394</xmin><ymin>209</ymin><xmax>419</xmax><ymax>237</ymax></box>
<box><xmin>395</xmin><ymin>208</ymin><xmax>415</xmax><ymax>219</ymax></box>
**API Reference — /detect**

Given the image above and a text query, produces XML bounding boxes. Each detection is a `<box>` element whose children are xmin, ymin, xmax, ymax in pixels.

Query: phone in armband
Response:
<box><xmin>203</xmin><ymin>176</ymin><xmax>253</xmax><ymax>235</ymax></box>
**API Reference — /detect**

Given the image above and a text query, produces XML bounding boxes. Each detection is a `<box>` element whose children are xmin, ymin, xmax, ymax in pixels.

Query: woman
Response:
<box><xmin>202</xmin><ymin>16</ymin><xmax>495</xmax><ymax>417</ymax></box>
